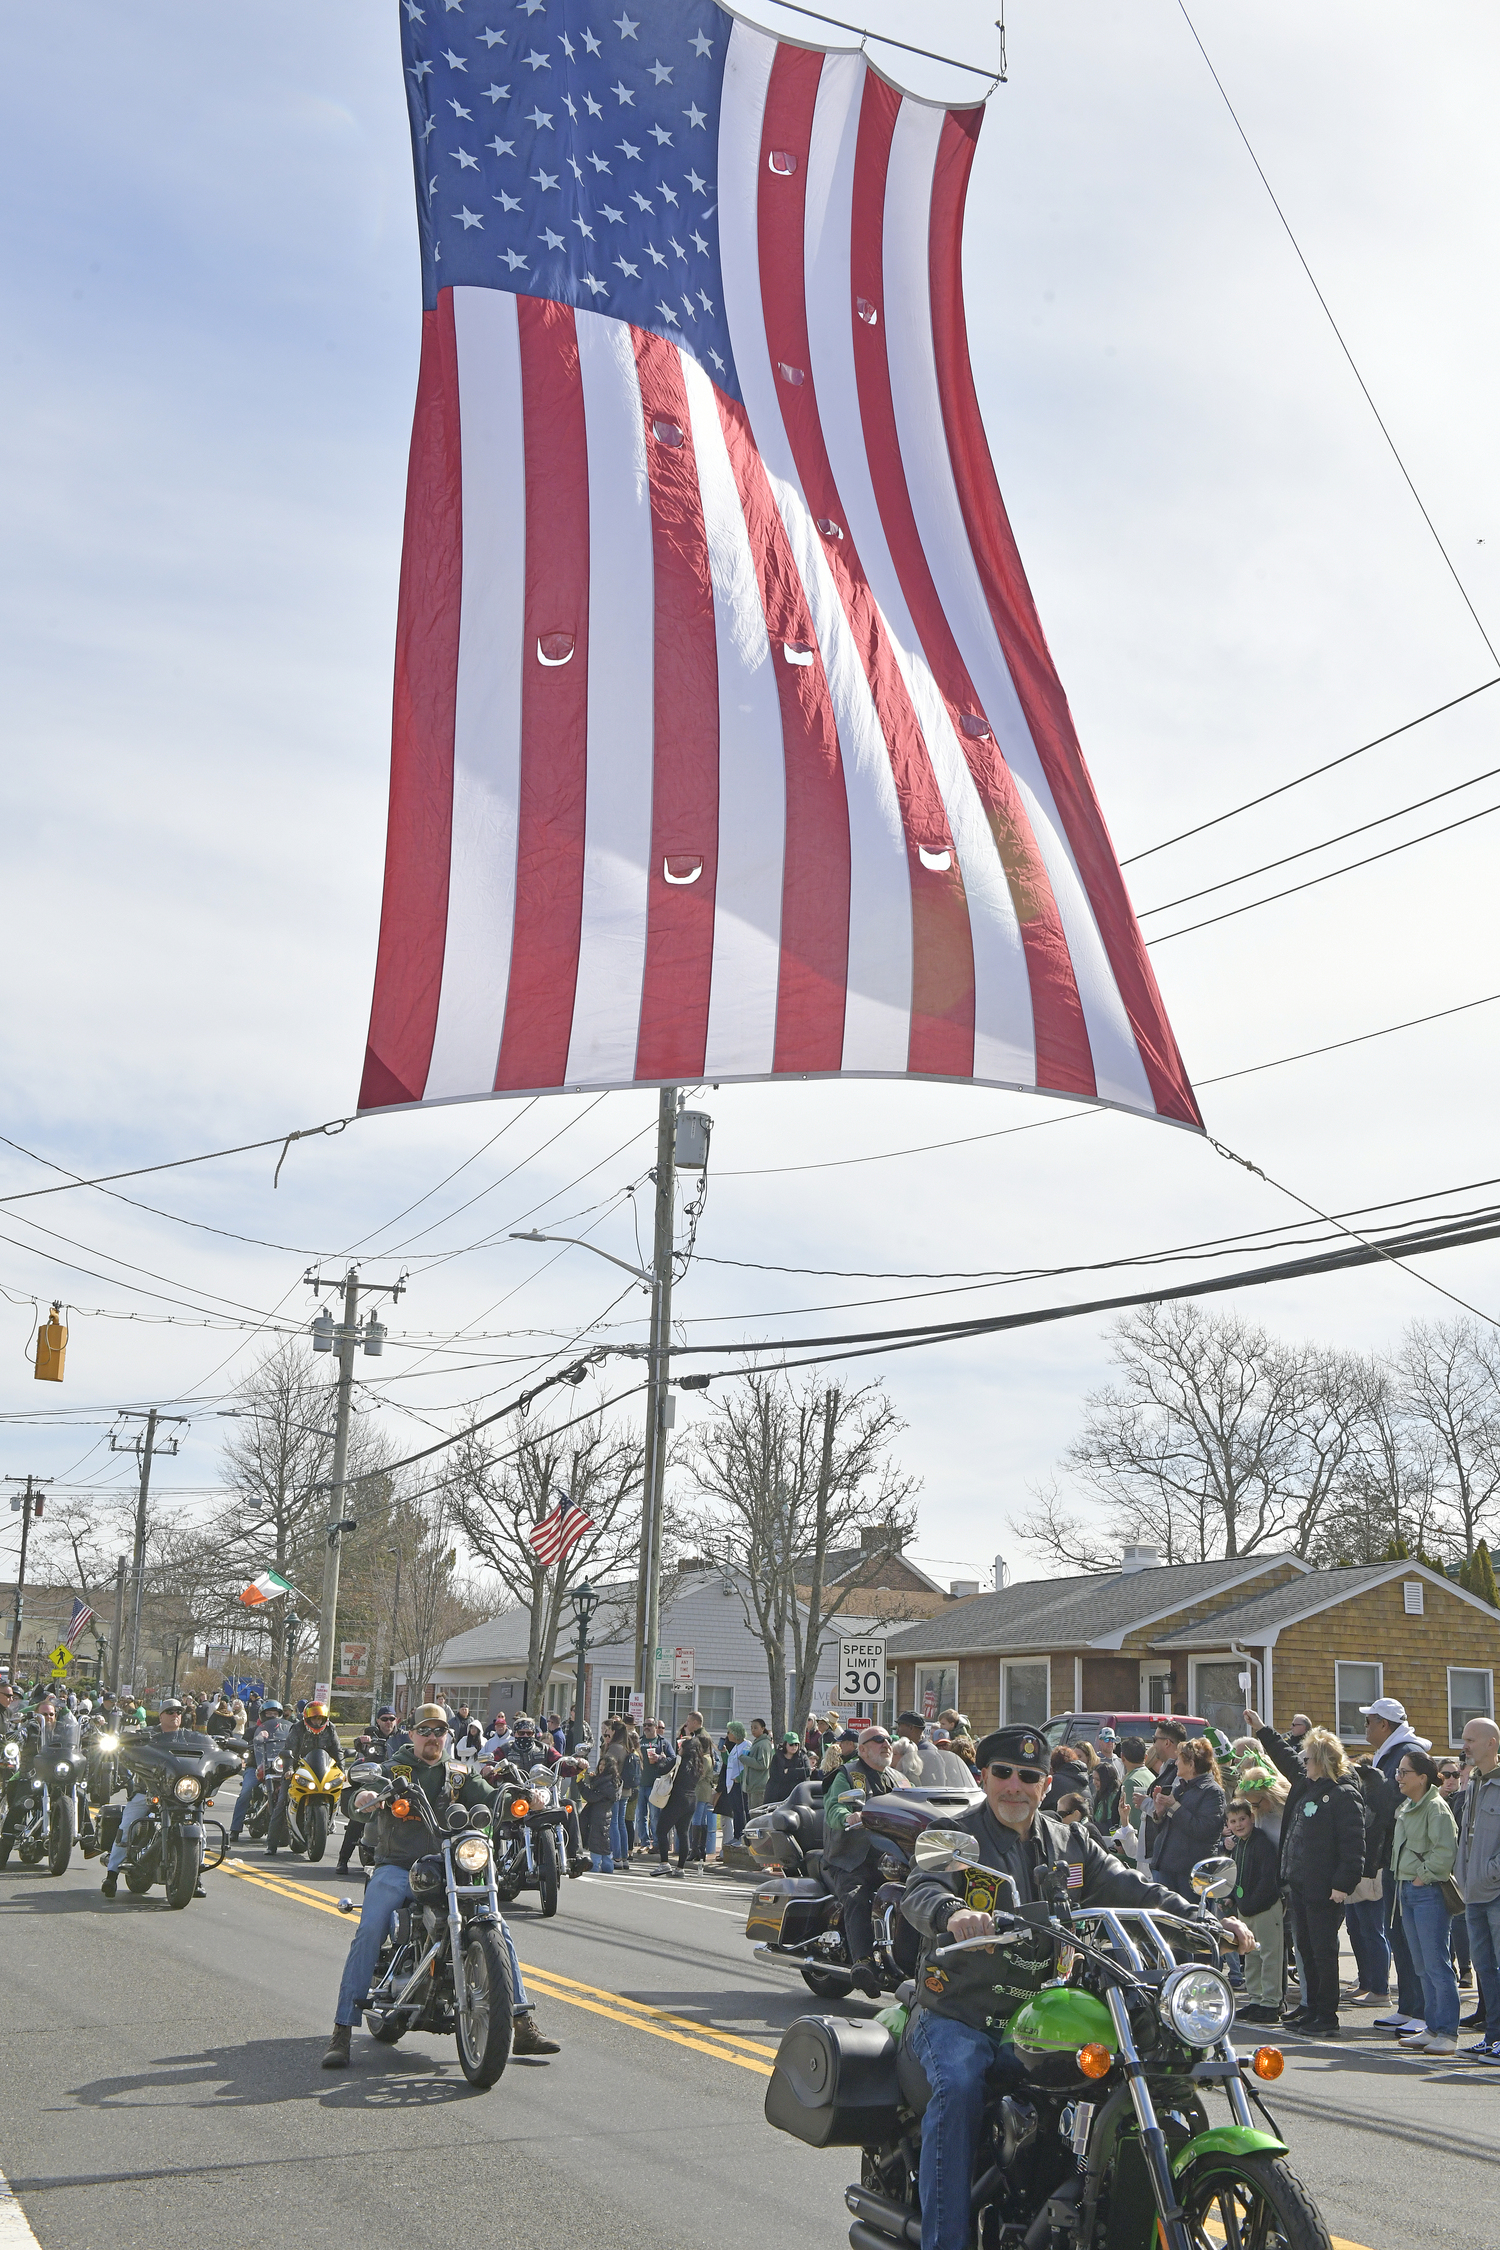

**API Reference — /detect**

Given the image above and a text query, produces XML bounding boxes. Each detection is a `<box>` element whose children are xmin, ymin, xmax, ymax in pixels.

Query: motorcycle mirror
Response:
<box><xmin>528</xmin><ymin>1762</ymin><xmax>552</xmax><ymax>1780</ymax></box>
<box><xmin>337</xmin><ymin>1897</ymin><xmax>355</xmax><ymax>1914</ymax></box>
<box><xmin>913</xmin><ymin>1827</ymin><xmax>982</xmax><ymax>1873</ymax></box>
<box><xmin>1189</xmin><ymin>1854</ymin><xmax>1238</xmax><ymax>1901</ymax></box>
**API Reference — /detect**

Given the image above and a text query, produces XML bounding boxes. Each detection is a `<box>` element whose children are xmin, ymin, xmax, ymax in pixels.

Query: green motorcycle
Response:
<box><xmin>765</xmin><ymin>1837</ymin><xmax>1330</xmax><ymax>2250</ymax></box>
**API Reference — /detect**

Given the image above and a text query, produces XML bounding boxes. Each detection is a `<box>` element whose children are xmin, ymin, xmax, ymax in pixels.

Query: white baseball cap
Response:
<box><xmin>1358</xmin><ymin>1697</ymin><xmax>1408</xmax><ymax>1724</ymax></box>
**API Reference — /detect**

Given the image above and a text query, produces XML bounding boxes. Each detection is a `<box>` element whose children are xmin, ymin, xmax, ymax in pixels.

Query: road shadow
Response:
<box><xmin>67</xmin><ymin>2032</ymin><xmax>533</xmax><ymax>2115</ymax></box>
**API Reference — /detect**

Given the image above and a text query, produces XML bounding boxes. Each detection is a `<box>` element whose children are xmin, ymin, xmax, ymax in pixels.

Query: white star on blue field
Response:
<box><xmin>401</xmin><ymin>0</ymin><xmax>738</xmax><ymax>397</ymax></box>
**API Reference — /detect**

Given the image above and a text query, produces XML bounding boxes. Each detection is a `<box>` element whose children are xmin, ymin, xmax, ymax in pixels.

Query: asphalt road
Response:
<box><xmin>0</xmin><ymin>1828</ymin><xmax>1493</xmax><ymax>2250</ymax></box>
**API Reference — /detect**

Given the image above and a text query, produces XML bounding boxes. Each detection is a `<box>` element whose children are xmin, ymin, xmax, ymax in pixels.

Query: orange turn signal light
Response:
<box><xmin>1077</xmin><ymin>2044</ymin><xmax>1113</xmax><ymax>2080</ymax></box>
<box><xmin>1252</xmin><ymin>2047</ymin><xmax>1285</xmax><ymax>2080</ymax></box>
<box><xmin>511</xmin><ymin>1798</ymin><xmax>531</xmax><ymax>1818</ymax></box>
<box><xmin>391</xmin><ymin>1799</ymin><xmax>409</xmax><ymax>1818</ymax></box>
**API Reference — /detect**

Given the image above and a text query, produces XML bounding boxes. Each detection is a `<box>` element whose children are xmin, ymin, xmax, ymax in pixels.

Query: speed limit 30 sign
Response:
<box><xmin>839</xmin><ymin>1638</ymin><xmax>885</xmax><ymax>1701</ymax></box>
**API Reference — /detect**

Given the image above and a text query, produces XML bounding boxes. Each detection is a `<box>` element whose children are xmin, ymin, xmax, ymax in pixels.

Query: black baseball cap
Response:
<box><xmin>974</xmin><ymin>1726</ymin><xmax>1048</xmax><ymax>1767</ymax></box>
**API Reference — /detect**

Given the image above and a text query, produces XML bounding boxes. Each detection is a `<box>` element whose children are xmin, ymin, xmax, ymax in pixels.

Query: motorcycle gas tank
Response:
<box><xmin>1006</xmin><ymin>1984</ymin><xmax>1118</xmax><ymax>2088</ymax></box>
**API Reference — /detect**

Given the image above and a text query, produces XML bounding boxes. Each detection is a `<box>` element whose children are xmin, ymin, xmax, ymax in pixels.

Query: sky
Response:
<box><xmin>2</xmin><ymin>1</ymin><xmax>1498</xmax><ymax>1597</ymax></box>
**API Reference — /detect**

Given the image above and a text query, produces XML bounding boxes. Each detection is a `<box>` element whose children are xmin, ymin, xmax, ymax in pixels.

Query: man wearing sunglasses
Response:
<box><xmin>322</xmin><ymin>1703</ymin><xmax>560</xmax><ymax>2070</ymax></box>
<box><xmin>901</xmin><ymin>1725</ymin><xmax>1255</xmax><ymax>2250</ymax></box>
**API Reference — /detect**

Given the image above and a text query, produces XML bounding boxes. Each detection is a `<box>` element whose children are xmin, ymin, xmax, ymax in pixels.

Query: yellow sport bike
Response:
<box><xmin>283</xmin><ymin>1743</ymin><xmax>346</xmax><ymax>1861</ymax></box>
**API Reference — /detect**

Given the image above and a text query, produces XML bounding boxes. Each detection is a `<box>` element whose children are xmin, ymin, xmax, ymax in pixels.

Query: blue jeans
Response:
<box><xmin>1467</xmin><ymin>1897</ymin><xmax>1500</xmax><ymax>2032</ymax></box>
<box><xmin>230</xmin><ymin>1764</ymin><xmax>261</xmax><ymax>1837</ymax></box>
<box><xmin>690</xmin><ymin>1801</ymin><xmax>715</xmax><ymax>1856</ymax></box>
<box><xmin>106</xmin><ymin>1792</ymin><xmax>151</xmax><ymax>1873</ymax></box>
<box><xmin>1344</xmin><ymin>1896</ymin><xmax>1390</xmax><ymax>1996</ymax></box>
<box><xmin>1382</xmin><ymin>1866</ymin><xmax>1423</xmax><ymax>2016</ymax></box>
<box><xmin>334</xmin><ymin>1862</ymin><xmax>530</xmax><ymax>2028</ymax></box>
<box><xmin>610</xmin><ymin>1800</ymin><xmax>629</xmax><ymax>1864</ymax></box>
<box><xmin>635</xmin><ymin>1789</ymin><xmax>657</xmax><ymax>1848</ymax></box>
<box><xmin>1401</xmin><ymin>1881</ymin><xmax>1460</xmax><ymax>2035</ymax></box>
<box><xmin>905</xmin><ymin>2009</ymin><xmax>1025</xmax><ymax>2250</ymax></box>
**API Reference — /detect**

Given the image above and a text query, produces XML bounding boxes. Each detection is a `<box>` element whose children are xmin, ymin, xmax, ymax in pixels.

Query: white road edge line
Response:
<box><xmin>0</xmin><ymin>2170</ymin><xmax>43</xmax><ymax>2250</ymax></box>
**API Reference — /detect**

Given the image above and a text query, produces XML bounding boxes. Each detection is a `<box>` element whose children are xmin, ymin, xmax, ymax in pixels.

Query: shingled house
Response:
<box><xmin>885</xmin><ymin>1548</ymin><xmax>1500</xmax><ymax>1751</ymax></box>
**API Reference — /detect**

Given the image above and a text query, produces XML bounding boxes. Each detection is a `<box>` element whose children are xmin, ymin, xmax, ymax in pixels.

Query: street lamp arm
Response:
<box><xmin>509</xmin><ymin>1231</ymin><xmax>652</xmax><ymax>1287</ymax></box>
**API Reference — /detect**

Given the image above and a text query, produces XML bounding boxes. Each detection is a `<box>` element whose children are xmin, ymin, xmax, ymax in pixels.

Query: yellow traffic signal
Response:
<box><xmin>35</xmin><ymin>1303</ymin><xmax>67</xmax><ymax>1382</ymax></box>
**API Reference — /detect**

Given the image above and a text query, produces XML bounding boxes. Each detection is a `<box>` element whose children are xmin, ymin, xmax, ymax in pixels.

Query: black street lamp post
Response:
<box><xmin>568</xmin><ymin>1578</ymin><xmax>600</xmax><ymax>1753</ymax></box>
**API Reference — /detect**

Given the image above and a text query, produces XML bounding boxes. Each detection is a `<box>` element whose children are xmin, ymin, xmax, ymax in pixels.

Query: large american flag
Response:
<box><xmin>66</xmin><ymin>1597</ymin><xmax>95</xmax><ymax>1647</ymax></box>
<box><xmin>527</xmin><ymin>1493</ymin><xmax>596</xmax><ymax>1565</ymax></box>
<box><xmin>359</xmin><ymin>0</ymin><xmax>1199</xmax><ymax>1131</ymax></box>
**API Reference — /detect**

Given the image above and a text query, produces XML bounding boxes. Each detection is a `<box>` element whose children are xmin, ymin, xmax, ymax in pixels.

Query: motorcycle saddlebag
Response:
<box><xmin>97</xmin><ymin>1803</ymin><xmax>123</xmax><ymax>1852</ymax></box>
<box><xmin>746</xmin><ymin>1874</ymin><xmax>835</xmax><ymax>1947</ymax></box>
<box><xmin>764</xmin><ymin>2014</ymin><xmax>901</xmax><ymax>2148</ymax></box>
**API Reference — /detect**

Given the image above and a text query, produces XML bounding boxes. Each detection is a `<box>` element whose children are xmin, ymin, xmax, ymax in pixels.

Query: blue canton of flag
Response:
<box><xmin>401</xmin><ymin>0</ymin><xmax>738</xmax><ymax>397</ymax></box>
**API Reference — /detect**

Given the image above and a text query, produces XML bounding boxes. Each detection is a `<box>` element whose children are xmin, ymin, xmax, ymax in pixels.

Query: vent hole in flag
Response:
<box><xmin>537</xmin><ymin>633</ymin><xmax>576</xmax><ymax>666</ymax></box>
<box><xmin>918</xmin><ymin>845</ymin><xmax>953</xmax><ymax>873</ymax></box>
<box><xmin>768</xmin><ymin>150</ymin><xmax>797</xmax><ymax>176</ymax></box>
<box><xmin>777</xmin><ymin>362</ymin><xmax>805</xmax><ymax>386</ymax></box>
<box><xmin>783</xmin><ymin>642</ymin><xmax>815</xmax><ymax>667</ymax></box>
<box><xmin>664</xmin><ymin>855</ymin><xmax>704</xmax><ymax>885</ymax></box>
<box><xmin>652</xmin><ymin>418</ymin><xmax>685</xmax><ymax>447</ymax></box>
<box><xmin>815</xmin><ymin>518</ymin><xmax>843</xmax><ymax>541</ymax></box>
<box><xmin>856</xmin><ymin>297</ymin><xmax>879</xmax><ymax>326</ymax></box>
<box><xmin>959</xmin><ymin>712</ymin><xmax>991</xmax><ymax>740</ymax></box>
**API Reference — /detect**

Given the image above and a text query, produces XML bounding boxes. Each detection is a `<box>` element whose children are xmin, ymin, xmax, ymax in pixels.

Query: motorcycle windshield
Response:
<box><xmin>302</xmin><ymin>1745</ymin><xmax>330</xmax><ymax>1780</ymax></box>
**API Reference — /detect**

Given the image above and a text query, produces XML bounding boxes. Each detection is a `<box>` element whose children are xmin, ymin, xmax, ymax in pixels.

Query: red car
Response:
<box><xmin>1042</xmin><ymin>1711</ymin><xmax>1207</xmax><ymax>1751</ymax></box>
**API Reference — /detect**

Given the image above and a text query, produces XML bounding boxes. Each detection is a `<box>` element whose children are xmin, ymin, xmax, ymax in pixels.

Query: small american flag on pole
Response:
<box><xmin>528</xmin><ymin>1494</ymin><xmax>595</xmax><ymax>1568</ymax></box>
<box><xmin>66</xmin><ymin>1598</ymin><xmax>94</xmax><ymax>1647</ymax></box>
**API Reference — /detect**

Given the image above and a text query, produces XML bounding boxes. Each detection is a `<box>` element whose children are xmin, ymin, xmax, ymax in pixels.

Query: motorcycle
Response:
<box><xmin>280</xmin><ymin>1741</ymin><xmax>345</xmax><ymax>1860</ymax></box>
<box><xmin>765</xmin><ymin>1837</ymin><xmax>1331</xmax><ymax>2250</ymax></box>
<box><xmin>745</xmin><ymin>1778</ymin><xmax>980</xmax><ymax>2001</ymax></box>
<box><xmin>83</xmin><ymin>1721</ymin><xmax>123</xmax><ymax>1830</ymax></box>
<box><xmin>490</xmin><ymin>1760</ymin><xmax>577</xmax><ymax>1917</ymax></box>
<box><xmin>243</xmin><ymin>1752</ymin><xmax>286</xmax><ymax>1840</ymax></box>
<box><xmin>340</xmin><ymin>1774</ymin><xmax>514</xmax><ymax>2089</ymax></box>
<box><xmin>96</xmin><ymin>1729</ymin><xmax>244</xmax><ymax>1907</ymax></box>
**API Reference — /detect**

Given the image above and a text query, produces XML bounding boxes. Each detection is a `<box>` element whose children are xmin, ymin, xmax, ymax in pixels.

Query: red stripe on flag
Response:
<box><xmin>360</xmin><ymin>295</ymin><xmax>463</xmax><ymax>1109</ymax></box>
<box><xmin>927</xmin><ymin>113</ymin><xmax>1201</xmax><ymax>1130</ymax></box>
<box><xmin>713</xmin><ymin>391</ymin><xmax>851</xmax><ymax>1075</ymax></box>
<box><xmin>496</xmin><ymin>298</ymin><xmax>591</xmax><ymax>1090</ymax></box>
<box><xmin>849</xmin><ymin>77</ymin><xmax>1095</xmax><ymax>1102</ymax></box>
<box><xmin>759</xmin><ymin>45</ymin><xmax>976</xmax><ymax>1081</ymax></box>
<box><xmin>633</xmin><ymin>330</ymin><xmax>720</xmax><ymax>1084</ymax></box>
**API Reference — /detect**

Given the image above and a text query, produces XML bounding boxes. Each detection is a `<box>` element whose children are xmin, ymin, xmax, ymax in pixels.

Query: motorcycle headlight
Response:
<box><xmin>527</xmin><ymin>1785</ymin><xmax>553</xmax><ymax>1809</ymax></box>
<box><xmin>1159</xmin><ymin>1966</ymin><xmax>1234</xmax><ymax>2048</ymax></box>
<box><xmin>2</xmin><ymin>1744</ymin><xmax>18</xmax><ymax>1768</ymax></box>
<box><xmin>55</xmin><ymin>1762</ymin><xmax>72</xmax><ymax>1779</ymax></box>
<box><xmin>454</xmin><ymin>1836</ymin><xmax>491</xmax><ymax>1872</ymax></box>
<box><xmin>174</xmin><ymin>1776</ymin><xmax>202</xmax><ymax>1801</ymax></box>
<box><xmin>269</xmin><ymin>1757</ymin><xmax>285</xmax><ymax>1773</ymax></box>
<box><xmin>296</xmin><ymin>1766</ymin><xmax>315</xmax><ymax>1786</ymax></box>
<box><xmin>98</xmin><ymin>1734</ymin><xmax>120</xmax><ymax>1753</ymax></box>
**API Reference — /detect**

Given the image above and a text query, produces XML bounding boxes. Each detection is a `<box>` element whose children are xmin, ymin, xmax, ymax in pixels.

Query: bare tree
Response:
<box><xmin>681</xmin><ymin>1373</ymin><xmax>919</xmax><ymax>1738</ymax></box>
<box><xmin>1398</xmin><ymin>1320</ymin><xmax>1500</xmax><ymax>1558</ymax></box>
<box><xmin>445</xmin><ymin>1399</ymin><xmax>645</xmax><ymax>1715</ymax></box>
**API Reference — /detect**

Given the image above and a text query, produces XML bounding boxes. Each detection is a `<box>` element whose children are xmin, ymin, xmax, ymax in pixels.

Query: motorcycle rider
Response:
<box><xmin>267</xmin><ymin>1698</ymin><xmax>343</xmax><ymax>1854</ymax></box>
<box><xmin>100</xmin><ymin>1696</ymin><xmax>205</xmax><ymax>1898</ymax></box>
<box><xmin>0</xmin><ymin>1680</ymin><xmax>38</xmax><ymax>1864</ymax></box>
<box><xmin>336</xmin><ymin>1706</ymin><xmax>407</xmax><ymax>1874</ymax></box>
<box><xmin>229</xmin><ymin>1698</ymin><xmax>288</xmax><ymax>1846</ymax></box>
<box><xmin>821</xmin><ymin>1724</ymin><xmax>902</xmax><ymax>1996</ymax></box>
<box><xmin>321</xmin><ymin>1703</ymin><xmax>561</xmax><ymax>2069</ymax></box>
<box><xmin>900</xmin><ymin>1725</ymin><xmax>1257</xmax><ymax>2250</ymax></box>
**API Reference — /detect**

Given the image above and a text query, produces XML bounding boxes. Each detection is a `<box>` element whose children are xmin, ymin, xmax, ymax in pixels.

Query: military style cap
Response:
<box><xmin>974</xmin><ymin>1726</ymin><xmax>1048</xmax><ymax>1767</ymax></box>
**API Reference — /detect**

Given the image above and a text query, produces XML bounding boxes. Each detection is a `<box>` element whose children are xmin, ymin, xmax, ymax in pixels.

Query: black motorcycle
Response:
<box><xmin>243</xmin><ymin>1752</ymin><xmax>285</xmax><ymax>1840</ymax></box>
<box><xmin>98</xmin><ymin>1730</ymin><xmax>245</xmax><ymax>1908</ymax></box>
<box><xmin>745</xmin><ymin>1779</ymin><xmax>980</xmax><ymax>2001</ymax></box>
<box><xmin>490</xmin><ymin>1760</ymin><xmax>578</xmax><ymax>1917</ymax></box>
<box><xmin>341</xmin><ymin>1775</ymin><xmax>514</xmax><ymax>2089</ymax></box>
<box><xmin>766</xmin><ymin>1837</ymin><xmax>1332</xmax><ymax>2250</ymax></box>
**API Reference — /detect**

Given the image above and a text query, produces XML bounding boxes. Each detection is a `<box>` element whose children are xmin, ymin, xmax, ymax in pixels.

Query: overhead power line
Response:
<box><xmin>0</xmin><ymin>1118</ymin><xmax>352</xmax><ymax>1206</ymax></box>
<box><xmin>1120</xmin><ymin>676</ymin><xmax>1500</xmax><ymax>867</ymax></box>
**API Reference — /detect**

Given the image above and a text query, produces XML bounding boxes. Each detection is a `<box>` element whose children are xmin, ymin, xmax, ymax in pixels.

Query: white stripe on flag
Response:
<box><xmin>425</xmin><ymin>287</ymin><xmax>528</xmax><ymax>1102</ymax></box>
<box><xmin>565</xmin><ymin>310</ymin><xmax>657</xmax><ymax>1089</ymax></box>
<box><xmin>803</xmin><ymin>59</ymin><xmax>1035</xmax><ymax>1093</ymax></box>
<box><xmin>682</xmin><ymin>352</ymin><xmax>787</xmax><ymax>1082</ymax></box>
<box><xmin>719</xmin><ymin>20</ymin><xmax>913</xmax><ymax>1076</ymax></box>
<box><xmin>880</xmin><ymin>104</ymin><xmax>1152</xmax><ymax>1112</ymax></box>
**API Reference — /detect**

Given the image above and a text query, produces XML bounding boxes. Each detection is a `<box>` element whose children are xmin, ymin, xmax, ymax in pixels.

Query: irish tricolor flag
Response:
<box><xmin>240</xmin><ymin>1569</ymin><xmax>293</xmax><ymax>1608</ymax></box>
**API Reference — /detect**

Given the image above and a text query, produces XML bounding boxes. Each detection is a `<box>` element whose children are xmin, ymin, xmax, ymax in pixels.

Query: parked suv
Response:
<box><xmin>1043</xmin><ymin>1711</ymin><xmax>1206</xmax><ymax>1750</ymax></box>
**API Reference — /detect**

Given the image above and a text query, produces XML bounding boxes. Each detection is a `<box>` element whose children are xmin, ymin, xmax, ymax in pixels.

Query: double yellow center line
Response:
<box><xmin>217</xmin><ymin>1857</ymin><xmax>776</xmax><ymax>2075</ymax></box>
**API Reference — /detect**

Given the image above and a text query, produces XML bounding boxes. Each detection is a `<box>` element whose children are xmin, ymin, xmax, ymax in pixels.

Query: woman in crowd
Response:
<box><xmin>1391</xmin><ymin>1746</ymin><xmax>1461</xmax><ymax>2055</ymax></box>
<box><xmin>765</xmin><ymin>1731</ymin><xmax>812</xmax><ymax>1805</ymax></box>
<box><xmin>576</xmin><ymin>1740</ymin><xmax>622</xmax><ymax>1874</ymax></box>
<box><xmin>1151</xmin><ymin>1736</ymin><xmax>1229</xmax><ymax>1892</ymax></box>
<box><xmin>1437</xmin><ymin>1759</ymin><xmax>1473</xmax><ymax>1993</ymax></box>
<box><xmin>718</xmin><ymin>1720</ymin><xmax>749</xmax><ymax>1853</ymax></box>
<box><xmin>1272</xmin><ymin>1726</ymin><xmax>1364</xmax><ymax>2038</ymax></box>
<box><xmin>1041</xmin><ymin>1745</ymin><xmax>1091</xmax><ymax>1813</ymax></box>
<box><xmin>653</xmin><ymin>1725</ymin><xmax>712</xmax><ymax>1878</ymax></box>
<box><xmin>1054</xmin><ymin>1792</ymin><xmax>1111</xmax><ymax>1850</ymax></box>
<box><xmin>613</xmin><ymin>1723</ymin><xmax>640</xmax><ymax>1870</ymax></box>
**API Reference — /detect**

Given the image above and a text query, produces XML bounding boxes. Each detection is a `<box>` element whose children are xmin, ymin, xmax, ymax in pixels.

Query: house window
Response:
<box><xmin>1003</xmin><ymin>1662</ymin><xmax>1048</xmax><ymax>1727</ymax></box>
<box><xmin>918</xmin><ymin>1667</ymin><xmax>957</xmax><ymax>1722</ymax></box>
<box><xmin>666</xmin><ymin>1685</ymin><xmax>733</xmax><ymax>1738</ymax></box>
<box><xmin>606</xmin><ymin>1683</ymin><xmax>635</xmax><ymax>1721</ymax></box>
<box><xmin>1335</xmin><ymin>1660</ymin><xmax>1382</xmax><ymax>1740</ymax></box>
<box><xmin>1191</xmin><ymin>1660</ymin><xmax>1249</xmax><ymax>1742</ymax></box>
<box><xmin>1449</xmin><ymin>1668</ymin><xmax>1494</xmax><ymax>1744</ymax></box>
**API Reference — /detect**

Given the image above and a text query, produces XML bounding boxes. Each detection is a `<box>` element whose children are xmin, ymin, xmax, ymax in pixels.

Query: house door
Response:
<box><xmin>1192</xmin><ymin>1660</ymin><xmax>1249</xmax><ymax>1740</ymax></box>
<box><xmin>1139</xmin><ymin>1664</ymin><xmax>1173</xmax><ymax>1714</ymax></box>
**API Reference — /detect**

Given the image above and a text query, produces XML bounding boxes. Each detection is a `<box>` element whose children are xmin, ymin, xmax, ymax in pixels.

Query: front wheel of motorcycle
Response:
<box><xmin>163</xmin><ymin>1828</ymin><xmax>203</xmax><ymax>1910</ymax></box>
<box><xmin>537</xmin><ymin>1830</ymin><xmax>560</xmax><ymax>1919</ymax></box>
<box><xmin>800</xmin><ymin>1965</ymin><xmax>855</xmax><ymax>2000</ymax></box>
<box><xmin>1179</xmin><ymin>2154</ymin><xmax>1333</xmax><ymax>2250</ymax></box>
<box><xmin>47</xmin><ymin>1793</ymin><xmax>76</xmax><ymax>1877</ymax></box>
<box><xmin>455</xmin><ymin>1926</ymin><xmax>515</xmax><ymax>2089</ymax></box>
<box><xmin>304</xmin><ymin>1801</ymin><xmax>329</xmax><ymax>1862</ymax></box>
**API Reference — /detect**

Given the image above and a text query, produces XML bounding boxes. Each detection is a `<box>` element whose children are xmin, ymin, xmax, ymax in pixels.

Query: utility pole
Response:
<box><xmin>305</xmin><ymin>1264</ymin><xmax>405</xmax><ymax>1702</ymax></box>
<box><xmin>5</xmin><ymin>1475</ymin><xmax>52</xmax><ymax>1680</ymax></box>
<box><xmin>110</xmin><ymin>1410</ymin><xmax>182</xmax><ymax>1692</ymax></box>
<box><xmin>634</xmin><ymin>1087</ymin><xmax>678</xmax><ymax>1723</ymax></box>
<box><xmin>109</xmin><ymin>1555</ymin><xmax>126</xmax><ymax>1692</ymax></box>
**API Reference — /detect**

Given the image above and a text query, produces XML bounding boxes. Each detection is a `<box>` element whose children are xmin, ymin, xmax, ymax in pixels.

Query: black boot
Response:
<box><xmin>100</xmin><ymin>1869</ymin><xmax>118</xmax><ymax>1898</ymax></box>
<box><xmin>321</xmin><ymin>2024</ymin><xmax>352</xmax><ymax>2069</ymax></box>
